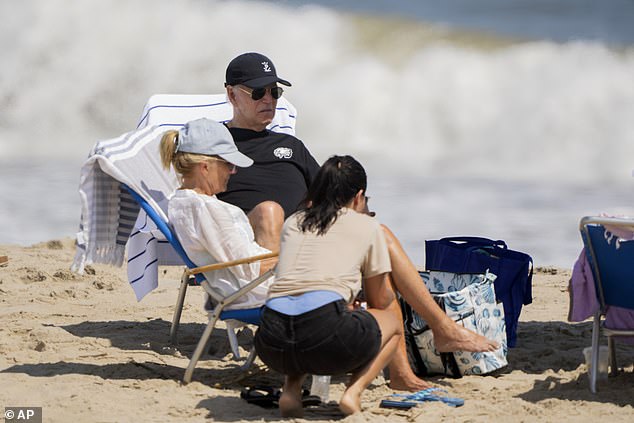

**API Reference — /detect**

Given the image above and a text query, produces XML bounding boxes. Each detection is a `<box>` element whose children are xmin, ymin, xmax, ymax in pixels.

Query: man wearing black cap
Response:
<box><xmin>218</xmin><ymin>52</ymin><xmax>320</xmax><ymax>252</ymax></box>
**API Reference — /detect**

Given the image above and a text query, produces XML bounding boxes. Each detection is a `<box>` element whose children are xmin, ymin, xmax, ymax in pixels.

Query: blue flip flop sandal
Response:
<box><xmin>379</xmin><ymin>399</ymin><xmax>418</xmax><ymax>409</ymax></box>
<box><xmin>389</xmin><ymin>388</ymin><xmax>465</xmax><ymax>407</ymax></box>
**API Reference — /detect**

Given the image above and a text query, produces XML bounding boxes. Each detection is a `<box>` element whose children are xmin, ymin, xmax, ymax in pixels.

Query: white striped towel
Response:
<box><xmin>72</xmin><ymin>93</ymin><xmax>296</xmax><ymax>301</ymax></box>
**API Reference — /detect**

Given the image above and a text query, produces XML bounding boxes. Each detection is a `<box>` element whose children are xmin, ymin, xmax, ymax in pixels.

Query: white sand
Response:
<box><xmin>1</xmin><ymin>239</ymin><xmax>633</xmax><ymax>422</ymax></box>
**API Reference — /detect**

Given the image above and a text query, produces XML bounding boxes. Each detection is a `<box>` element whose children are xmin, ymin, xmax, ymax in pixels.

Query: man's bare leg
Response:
<box><xmin>382</xmin><ymin>225</ymin><xmax>499</xmax><ymax>353</ymax></box>
<box><xmin>247</xmin><ymin>201</ymin><xmax>284</xmax><ymax>251</ymax></box>
<box><xmin>384</xmin><ymin>297</ymin><xmax>433</xmax><ymax>391</ymax></box>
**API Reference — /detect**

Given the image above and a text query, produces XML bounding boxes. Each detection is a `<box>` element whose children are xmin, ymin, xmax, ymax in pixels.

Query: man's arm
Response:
<box><xmin>296</xmin><ymin>139</ymin><xmax>320</xmax><ymax>187</ymax></box>
<box><xmin>305</xmin><ymin>154</ymin><xmax>320</xmax><ymax>186</ymax></box>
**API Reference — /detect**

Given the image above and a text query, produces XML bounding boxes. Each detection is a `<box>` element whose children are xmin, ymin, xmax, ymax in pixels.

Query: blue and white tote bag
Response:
<box><xmin>403</xmin><ymin>271</ymin><xmax>508</xmax><ymax>376</ymax></box>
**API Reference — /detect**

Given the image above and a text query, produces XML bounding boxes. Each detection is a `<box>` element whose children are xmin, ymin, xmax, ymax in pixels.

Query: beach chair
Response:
<box><xmin>579</xmin><ymin>216</ymin><xmax>634</xmax><ymax>393</ymax></box>
<box><xmin>125</xmin><ymin>185</ymin><xmax>277</xmax><ymax>383</ymax></box>
<box><xmin>136</xmin><ymin>93</ymin><xmax>297</xmax><ymax>133</ymax></box>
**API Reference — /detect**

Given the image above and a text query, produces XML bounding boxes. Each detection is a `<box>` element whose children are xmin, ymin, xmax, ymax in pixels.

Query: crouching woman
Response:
<box><xmin>254</xmin><ymin>155</ymin><xmax>401</xmax><ymax>417</ymax></box>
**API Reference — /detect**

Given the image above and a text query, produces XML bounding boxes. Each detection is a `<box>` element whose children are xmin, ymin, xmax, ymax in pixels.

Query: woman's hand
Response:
<box><xmin>348</xmin><ymin>300</ymin><xmax>362</xmax><ymax>311</ymax></box>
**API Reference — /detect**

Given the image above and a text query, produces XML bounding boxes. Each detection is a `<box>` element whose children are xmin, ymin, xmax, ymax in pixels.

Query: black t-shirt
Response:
<box><xmin>217</xmin><ymin>127</ymin><xmax>320</xmax><ymax>217</ymax></box>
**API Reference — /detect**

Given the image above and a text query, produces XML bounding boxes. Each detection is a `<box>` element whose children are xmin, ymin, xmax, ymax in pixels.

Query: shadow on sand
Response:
<box><xmin>55</xmin><ymin>318</ymin><xmax>251</xmax><ymax>358</ymax></box>
<box><xmin>196</xmin><ymin>395</ymin><xmax>345</xmax><ymax>422</ymax></box>
<box><xmin>4</xmin><ymin>317</ymin><xmax>634</xmax><ymax>414</ymax></box>
<box><xmin>2</xmin><ymin>318</ymin><xmax>265</xmax><ymax>386</ymax></box>
<box><xmin>510</xmin><ymin>320</ymin><xmax>634</xmax><ymax>407</ymax></box>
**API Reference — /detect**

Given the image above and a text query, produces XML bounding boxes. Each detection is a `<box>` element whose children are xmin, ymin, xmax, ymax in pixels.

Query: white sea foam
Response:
<box><xmin>1</xmin><ymin>0</ymin><xmax>632</xmax><ymax>182</ymax></box>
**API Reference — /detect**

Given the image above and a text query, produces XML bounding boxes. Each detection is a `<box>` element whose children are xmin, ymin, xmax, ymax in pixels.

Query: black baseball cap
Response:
<box><xmin>225</xmin><ymin>52</ymin><xmax>291</xmax><ymax>89</ymax></box>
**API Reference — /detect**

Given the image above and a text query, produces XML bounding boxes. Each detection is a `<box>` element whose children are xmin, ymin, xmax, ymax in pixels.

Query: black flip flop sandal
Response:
<box><xmin>300</xmin><ymin>389</ymin><xmax>322</xmax><ymax>407</ymax></box>
<box><xmin>240</xmin><ymin>386</ymin><xmax>281</xmax><ymax>408</ymax></box>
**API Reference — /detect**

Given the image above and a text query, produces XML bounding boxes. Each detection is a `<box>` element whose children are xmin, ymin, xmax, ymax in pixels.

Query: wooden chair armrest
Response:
<box><xmin>185</xmin><ymin>251</ymin><xmax>279</xmax><ymax>276</ymax></box>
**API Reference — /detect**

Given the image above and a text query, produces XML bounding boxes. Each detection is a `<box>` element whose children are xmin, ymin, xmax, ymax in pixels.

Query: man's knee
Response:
<box><xmin>248</xmin><ymin>202</ymin><xmax>284</xmax><ymax>250</ymax></box>
<box><xmin>249</xmin><ymin>201</ymin><xmax>284</xmax><ymax>224</ymax></box>
<box><xmin>248</xmin><ymin>202</ymin><xmax>285</xmax><ymax>236</ymax></box>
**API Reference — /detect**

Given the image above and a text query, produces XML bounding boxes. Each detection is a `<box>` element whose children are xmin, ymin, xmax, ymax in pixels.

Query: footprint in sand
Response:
<box><xmin>20</xmin><ymin>268</ymin><xmax>47</xmax><ymax>282</ymax></box>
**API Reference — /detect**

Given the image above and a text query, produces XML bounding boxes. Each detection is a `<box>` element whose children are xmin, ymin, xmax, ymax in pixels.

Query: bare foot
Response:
<box><xmin>434</xmin><ymin>324</ymin><xmax>499</xmax><ymax>353</ymax></box>
<box><xmin>279</xmin><ymin>390</ymin><xmax>303</xmax><ymax>418</ymax></box>
<box><xmin>388</xmin><ymin>371</ymin><xmax>433</xmax><ymax>391</ymax></box>
<box><xmin>339</xmin><ymin>389</ymin><xmax>362</xmax><ymax>415</ymax></box>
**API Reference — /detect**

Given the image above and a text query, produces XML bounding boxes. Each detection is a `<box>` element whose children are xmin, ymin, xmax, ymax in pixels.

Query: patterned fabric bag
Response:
<box><xmin>424</xmin><ymin>236</ymin><xmax>533</xmax><ymax>347</ymax></box>
<box><xmin>401</xmin><ymin>271</ymin><xmax>508</xmax><ymax>377</ymax></box>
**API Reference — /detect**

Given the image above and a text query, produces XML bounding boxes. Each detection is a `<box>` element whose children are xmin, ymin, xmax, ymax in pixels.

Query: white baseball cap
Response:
<box><xmin>176</xmin><ymin>118</ymin><xmax>253</xmax><ymax>167</ymax></box>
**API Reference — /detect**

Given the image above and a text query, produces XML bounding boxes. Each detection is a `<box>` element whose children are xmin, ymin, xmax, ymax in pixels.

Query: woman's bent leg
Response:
<box><xmin>340</xmin><ymin>308</ymin><xmax>401</xmax><ymax>415</ymax></box>
<box><xmin>280</xmin><ymin>373</ymin><xmax>307</xmax><ymax>418</ymax></box>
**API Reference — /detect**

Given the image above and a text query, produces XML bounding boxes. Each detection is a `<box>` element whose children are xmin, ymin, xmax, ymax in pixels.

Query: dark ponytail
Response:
<box><xmin>297</xmin><ymin>155</ymin><xmax>367</xmax><ymax>235</ymax></box>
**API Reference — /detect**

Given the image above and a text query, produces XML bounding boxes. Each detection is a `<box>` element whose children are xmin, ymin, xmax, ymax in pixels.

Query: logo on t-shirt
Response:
<box><xmin>273</xmin><ymin>147</ymin><xmax>293</xmax><ymax>159</ymax></box>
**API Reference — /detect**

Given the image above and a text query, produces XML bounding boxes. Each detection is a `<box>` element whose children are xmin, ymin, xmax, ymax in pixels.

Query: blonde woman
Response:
<box><xmin>159</xmin><ymin>118</ymin><xmax>278</xmax><ymax>309</ymax></box>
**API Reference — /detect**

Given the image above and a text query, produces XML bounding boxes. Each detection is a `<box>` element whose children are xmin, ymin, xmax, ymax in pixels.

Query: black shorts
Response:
<box><xmin>254</xmin><ymin>300</ymin><xmax>382</xmax><ymax>376</ymax></box>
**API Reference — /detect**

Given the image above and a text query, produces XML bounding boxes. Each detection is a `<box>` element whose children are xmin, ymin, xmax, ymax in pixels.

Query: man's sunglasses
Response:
<box><xmin>237</xmin><ymin>85</ymin><xmax>284</xmax><ymax>101</ymax></box>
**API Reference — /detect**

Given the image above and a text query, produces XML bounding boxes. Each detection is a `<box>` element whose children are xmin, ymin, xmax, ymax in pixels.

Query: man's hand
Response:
<box><xmin>362</xmin><ymin>197</ymin><xmax>376</xmax><ymax>217</ymax></box>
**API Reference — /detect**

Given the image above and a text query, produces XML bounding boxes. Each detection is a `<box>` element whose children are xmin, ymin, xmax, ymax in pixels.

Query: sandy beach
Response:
<box><xmin>1</xmin><ymin>238</ymin><xmax>633</xmax><ymax>422</ymax></box>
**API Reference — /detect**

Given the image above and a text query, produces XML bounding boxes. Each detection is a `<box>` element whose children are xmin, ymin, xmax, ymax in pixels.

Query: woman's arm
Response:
<box><xmin>193</xmin><ymin>197</ymin><xmax>265</xmax><ymax>280</ymax></box>
<box><xmin>258</xmin><ymin>255</ymin><xmax>278</xmax><ymax>276</ymax></box>
<box><xmin>363</xmin><ymin>272</ymin><xmax>395</xmax><ymax>310</ymax></box>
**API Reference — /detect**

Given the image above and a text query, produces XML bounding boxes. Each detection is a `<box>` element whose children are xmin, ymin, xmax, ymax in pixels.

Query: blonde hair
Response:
<box><xmin>159</xmin><ymin>130</ymin><xmax>210</xmax><ymax>178</ymax></box>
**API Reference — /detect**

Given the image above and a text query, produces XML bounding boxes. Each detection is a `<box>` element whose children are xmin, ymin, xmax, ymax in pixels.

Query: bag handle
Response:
<box><xmin>440</xmin><ymin>236</ymin><xmax>507</xmax><ymax>249</ymax></box>
<box><xmin>440</xmin><ymin>353</ymin><xmax>463</xmax><ymax>379</ymax></box>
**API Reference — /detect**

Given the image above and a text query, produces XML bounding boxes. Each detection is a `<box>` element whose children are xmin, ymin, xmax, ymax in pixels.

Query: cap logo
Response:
<box><xmin>261</xmin><ymin>61</ymin><xmax>272</xmax><ymax>73</ymax></box>
<box><xmin>273</xmin><ymin>147</ymin><xmax>293</xmax><ymax>159</ymax></box>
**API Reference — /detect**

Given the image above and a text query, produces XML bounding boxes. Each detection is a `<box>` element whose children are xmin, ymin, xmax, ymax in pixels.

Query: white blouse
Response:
<box><xmin>168</xmin><ymin>189</ymin><xmax>272</xmax><ymax>309</ymax></box>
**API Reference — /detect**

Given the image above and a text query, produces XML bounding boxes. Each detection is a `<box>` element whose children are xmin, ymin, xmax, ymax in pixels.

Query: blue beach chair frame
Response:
<box><xmin>579</xmin><ymin>215</ymin><xmax>634</xmax><ymax>393</ymax></box>
<box><xmin>125</xmin><ymin>185</ymin><xmax>276</xmax><ymax>383</ymax></box>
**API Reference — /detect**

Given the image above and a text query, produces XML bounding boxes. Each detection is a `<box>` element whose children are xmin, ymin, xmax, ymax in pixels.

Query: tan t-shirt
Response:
<box><xmin>267</xmin><ymin>208</ymin><xmax>392</xmax><ymax>303</ymax></box>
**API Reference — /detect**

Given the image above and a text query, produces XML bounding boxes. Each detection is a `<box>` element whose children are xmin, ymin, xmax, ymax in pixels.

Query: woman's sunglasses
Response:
<box><xmin>237</xmin><ymin>85</ymin><xmax>284</xmax><ymax>101</ymax></box>
<box><xmin>206</xmin><ymin>156</ymin><xmax>236</xmax><ymax>172</ymax></box>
